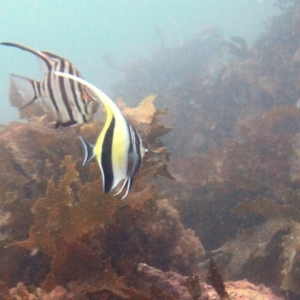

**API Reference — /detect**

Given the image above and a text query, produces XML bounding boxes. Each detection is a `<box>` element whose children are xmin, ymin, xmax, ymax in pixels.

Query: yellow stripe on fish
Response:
<box><xmin>55</xmin><ymin>71</ymin><xmax>148</xmax><ymax>199</ymax></box>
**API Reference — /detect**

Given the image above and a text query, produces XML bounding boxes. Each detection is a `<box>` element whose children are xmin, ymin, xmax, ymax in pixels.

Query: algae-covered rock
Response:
<box><xmin>0</xmin><ymin>95</ymin><xmax>186</xmax><ymax>297</ymax></box>
<box><xmin>201</xmin><ymin>280</ymin><xmax>284</xmax><ymax>300</ymax></box>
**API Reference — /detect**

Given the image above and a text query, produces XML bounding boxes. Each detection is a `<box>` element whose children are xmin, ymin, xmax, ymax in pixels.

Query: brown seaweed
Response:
<box><xmin>0</xmin><ymin>89</ymin><xmax>178</xmax><ymax>297</ymax></box>
<box><xmin>107</xmin><ymin>2</ymin><xmax>300</xmax><ymax>296</ymax></box>
<box><xmin>208</xmin><ymin>258</ymin><xmax>228</xmax><ymax>299</ymax></box>
<box><xmin>184</xmin><ymin>276</ymin><xmax>202</xmax><ymax>300</ymax></box>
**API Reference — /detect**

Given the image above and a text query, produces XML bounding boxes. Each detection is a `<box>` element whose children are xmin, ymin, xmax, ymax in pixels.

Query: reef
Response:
<box><xmin>201</xmin><ymin>280</ymin><xmax>284</xmax><ymax>300</ymax></box>
<box><xmin>0</xmin><ymin>95</ymin><xmax>208</xmax><ymax>299</ymax></box>
<box><xmin>2</xmin><ymin>0</ymin><xmax>300</xmax><ymax>299</ymax></box>
<box><xmin>110</xmin><ymin>1</ymin><xmax>300</xmax><ymax>298</ymax></box>
<box><xmin>5</xmin><ymin>268</ymin><xmax>283</xmax><ymax>300</ymax></box>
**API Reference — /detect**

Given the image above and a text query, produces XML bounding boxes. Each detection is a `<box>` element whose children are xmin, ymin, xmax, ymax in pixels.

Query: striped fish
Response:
<box><xmin>1</xmin><ymin>42</ymin><xmax>99</xmax><ymax>127</ymax></box>
<box><xmin>55</xmin><ymin>71</ymin><xmax>148</xmax><ymax>199</ymax></box>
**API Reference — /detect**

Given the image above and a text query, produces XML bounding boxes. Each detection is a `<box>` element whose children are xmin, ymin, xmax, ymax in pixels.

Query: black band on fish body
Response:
<box><xmin>126</xmin><ymin>122</ymin><xmax>142</xmax><ymax>179</ymax></box>
<box><xmin>58</xmin><ymin>60</ymin><xmax>76</xmax><ymax>123</ymax></box>
<box><xmin>60</xmin><ymin>120</ymin><xmax>77</xmax><ymax>127</ymax></box>
<box><xmin>101</xmin><ymin>116</ymin><xmax>115</xmax><ymax>194</ymax></box>
<box><xmin>46</xmin><ymin>71</ymin><xmax>60</xmax><ymax>113</ymax></box>
<box><xmin>68</xmin><ymin>63</ymin><xmax>84</xmax><ymax>117</ymax></box>
<box><xmin>35</xmin><ymin>81</ymin><xmax>42</xmax><ymax>99</ymax></box>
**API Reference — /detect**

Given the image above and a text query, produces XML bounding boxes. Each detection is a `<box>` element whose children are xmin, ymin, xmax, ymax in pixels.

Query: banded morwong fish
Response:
<box><xmin>55</xmin><ymin>71</ymin><xmax>148</xmax><ymax>199</ymax></box>
<box><xmin>1</xmin><ymin>42</ymin><xmax>99</xmax><ymax>127</ymax></box>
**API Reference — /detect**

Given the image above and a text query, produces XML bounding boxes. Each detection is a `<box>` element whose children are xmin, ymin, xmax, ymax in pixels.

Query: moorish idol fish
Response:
<box><xmin>1</xmin><ymin>42</ymin><xmax>99</xmax><ymax>127</ymax></box>
<box><xmin>55</xmin><ymin>71</ymin><xmax>148</xmax><ymax>199</ymax></box>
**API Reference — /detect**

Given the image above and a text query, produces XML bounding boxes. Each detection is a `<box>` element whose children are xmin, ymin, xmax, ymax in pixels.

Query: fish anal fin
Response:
<box><xmin>79</xmin><ymin>136</ymin><xmax>95</xmax><ymax>165</ymax></box>
<box><xmin>9</xmin><ymin>74</ymin><xmax>38</xmax><ymax>108</ymax></box>
<box><xmin>114</xmin><ymin>178</ymin><xmax>128</xmax><ymax>197</ymax></box>
<box><xmin>112</xmin><ymin>177</ymin><xmax>133</xmax><ymax>199</ymax></box>
<box><xmin>121</xmin><ymin>178</ymin><xmax>131</xmax><ymax>199</ymax></box>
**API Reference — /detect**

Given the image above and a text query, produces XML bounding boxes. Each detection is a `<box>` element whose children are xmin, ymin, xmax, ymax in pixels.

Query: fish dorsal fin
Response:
<box><xmin>53</xmin><ymin>72</ymin><xmax>123</xmax><ymax>120</ymax></box>
<box><xmin>2</xmin><ymin>43</ymin><xmax>72</xmax><ymax>77</ymax></box>
<box><xmin>1</xmin><ymin>42</ymin><xmax>56</xmax><ymax>71</ymax></box>
<box><xmin>78</xmin><ymin>136</ymin><xmax>95</xmax><ymax>165</ymax></box>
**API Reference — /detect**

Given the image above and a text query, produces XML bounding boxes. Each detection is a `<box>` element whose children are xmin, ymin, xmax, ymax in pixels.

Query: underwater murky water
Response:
<box><xmin>0</xmin><ymin>0</ymin><xmax>274</xmax><ymax>124</ymax></box>
<box><xmin>0</xmin><ymin>1</ymin><xmax>299</xmax><ymax>299</ymax></box>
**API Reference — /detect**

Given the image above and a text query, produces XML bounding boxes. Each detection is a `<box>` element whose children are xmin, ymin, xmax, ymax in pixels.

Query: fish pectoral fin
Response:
<box><xmin>78</xmin><ymin>136</ymin><xmax>95</xmax><ymax>165</ymax></box>
<box><xmin>81</xmin><ymin>91</ymin><xmax>89</xmax><ymax>103</ymax></box>
<box><xmin>9</xmin><ymin>74</ymin><xmax>38</xmax><ymax>108</ymax></box>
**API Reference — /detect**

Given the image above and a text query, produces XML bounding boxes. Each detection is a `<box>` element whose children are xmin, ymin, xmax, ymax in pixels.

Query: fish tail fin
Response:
<box><xmin>9</xmin><ymin>74</ymin><xmax>39</xmax><ymax>109</ymax></box>
<box><xmin>78</xmin><ymin>136</ymin><xmax>95</xmax><ymax>165</ymax></box>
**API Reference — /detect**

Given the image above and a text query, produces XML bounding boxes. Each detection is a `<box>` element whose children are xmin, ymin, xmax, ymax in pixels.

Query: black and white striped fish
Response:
<box><xmin>55</xmin><ymin>71</ymin><xmax>148</xmax><ymax>199</ymax></box>
<box><xmin>1</xmin><ymin>42</ymin><xmax>99</xmax><ymax>127</ymax></box>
